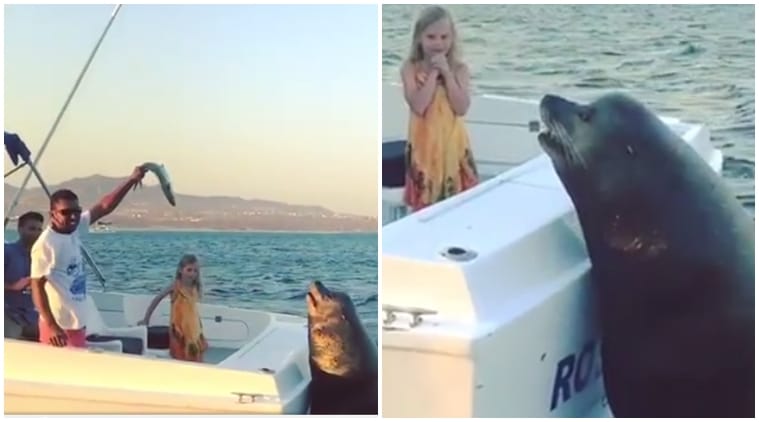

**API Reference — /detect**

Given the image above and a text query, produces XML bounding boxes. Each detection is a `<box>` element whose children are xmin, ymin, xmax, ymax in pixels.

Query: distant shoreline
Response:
<box><xmin>91</xmin><ymin>227</ymin><xmax>378</xmax><ymax>235</ymax></box>
<box><xmin>4</xmin><ymin>226</ymin><xmax>377</xmax><ymax>235</ymax></box>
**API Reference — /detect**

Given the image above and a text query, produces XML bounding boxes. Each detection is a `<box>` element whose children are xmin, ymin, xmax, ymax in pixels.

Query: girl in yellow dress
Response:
<box><xmin>138</xmin><ymin>254</ymin><xmax>208</xmax><ymax>362</ymax></box>
<box><xmin>401</xmin><ymin>6</ymin><xmax>479</xmax><ymax>212</ymax></box>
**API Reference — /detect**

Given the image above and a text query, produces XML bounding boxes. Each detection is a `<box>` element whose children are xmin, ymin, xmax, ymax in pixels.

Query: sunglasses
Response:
<box><xmin>55</xmin><ymin>208</ymin><xmax>82</xmax><ymax>217</ymax></box>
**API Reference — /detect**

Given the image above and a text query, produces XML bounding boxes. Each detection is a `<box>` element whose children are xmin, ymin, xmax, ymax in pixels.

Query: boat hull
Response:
<box><xmin>5</xmin><ymin>291</ymin><xmax>312</xmax><ymax>414</ymax></box>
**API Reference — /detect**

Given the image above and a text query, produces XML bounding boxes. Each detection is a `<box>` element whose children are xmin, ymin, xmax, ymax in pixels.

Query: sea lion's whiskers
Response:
<box><xmin>555</xmin><ymin>124</ymin><xmax>588</xmax><ymax>170</ymax></box>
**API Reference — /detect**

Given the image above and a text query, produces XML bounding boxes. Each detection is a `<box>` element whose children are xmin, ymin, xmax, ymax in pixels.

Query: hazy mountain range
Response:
<box><xmin>4</xmin><ymin>175</ymin><xmax>377</xmax><ymax>233</ymax></box>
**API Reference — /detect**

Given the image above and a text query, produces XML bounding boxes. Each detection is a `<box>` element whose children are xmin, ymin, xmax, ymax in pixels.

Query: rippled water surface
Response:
<box><xmin>5</xmin><ymin>230</ymin><xmax>378</xmax><ymax>342</ymax></box>
<box><xmin>383</xmin><ymin>4</ymin><xmax>754</xmax><ymax>213</ymax></box>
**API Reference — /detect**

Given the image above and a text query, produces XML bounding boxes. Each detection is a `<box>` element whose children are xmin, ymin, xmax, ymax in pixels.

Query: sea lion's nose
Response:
<box><xmin>540</xmin><ymin>94</ymin><xmax>579</xmax><ymax>115</ymax></box>
<box><xmin>541</xmin><ymin>94</ymin><xmax>564</xmax><ymax>109</ymax></box>
<box><xmin>310</xmin><ymin>280</ymin><xmax>332</xmax><ymax>298</ymax></box>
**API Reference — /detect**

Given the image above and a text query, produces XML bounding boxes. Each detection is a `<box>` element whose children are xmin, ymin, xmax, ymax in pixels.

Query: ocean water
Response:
<box><xmin>4</xmin><ymin>229</ymin><xmax>378</xmax><ymax>343</ymax></box>
<box><xmin>383</xmin><ymin>4</ymin><xmax>755</xmax><ymax>215</ymax></box>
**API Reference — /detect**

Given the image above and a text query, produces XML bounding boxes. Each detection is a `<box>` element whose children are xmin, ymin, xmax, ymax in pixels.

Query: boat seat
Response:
<box><xmin>382</xmin><ymin>139</ymin><xmax>407</xmax><ymax>188</ymax></box>
<box><xmin>120</xmin><ymin>297</ymin><xmax>171</xmax><ymax>350</ymax></box>
<box><xmin>86</xmin><ymin>334</ymin><xmax>143</xmax><ymax>355</ymax></box>
<box><xmin>84</xmin><ymin>296</ymin><xmax>147</xmax><ymax>355</ymax></box>
<box><xmin>85</xmin><ymin>338</ymin><xmax>123</xmax><ymax>353</ymax></box>
<box><xmin>147</xmin><ymin>325</ymin><xmax>170</xmax><ymax>350</ymax></box>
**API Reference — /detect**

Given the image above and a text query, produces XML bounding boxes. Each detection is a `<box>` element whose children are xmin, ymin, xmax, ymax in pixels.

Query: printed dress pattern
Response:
<box><xmin>404</xmin><ymin>65</ymin><xmax>479</xmax><ymax>212</ymax></box>
<box><xmin>169</xmin><ymin>281</ymin><xmax>208</xmax><ymax>362</ymax></box>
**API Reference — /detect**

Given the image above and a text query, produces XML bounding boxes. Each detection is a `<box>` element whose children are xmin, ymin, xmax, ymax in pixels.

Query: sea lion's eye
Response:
<box><xmin>578</xmin><ymin>107</ymin><xmax>593</xmax><ymax>122</ymax></box>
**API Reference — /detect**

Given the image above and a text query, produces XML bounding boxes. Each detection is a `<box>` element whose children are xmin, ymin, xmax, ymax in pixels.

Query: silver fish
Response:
<box><xmin>134</xmin><ymin>162</ymin><xmax>176</xmax><ymax>207</ymax></box>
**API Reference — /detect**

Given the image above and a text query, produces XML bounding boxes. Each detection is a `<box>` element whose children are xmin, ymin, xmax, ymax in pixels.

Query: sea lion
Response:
<box><xmin>537</xmin><ymin>92</ymin><xmax>755</xmax><ymax>418</ymax></box>
<box><xmin>306</xmin><ymin>280</ymin><xmax>378</xmax><ymax>415</ymax></box>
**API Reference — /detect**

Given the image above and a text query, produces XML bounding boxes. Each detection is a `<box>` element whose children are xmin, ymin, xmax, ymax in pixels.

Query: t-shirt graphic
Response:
<box><xmin>67</xmin><ymin>259</ymin><xmax>87</xmax><ymax>301</ymax></box>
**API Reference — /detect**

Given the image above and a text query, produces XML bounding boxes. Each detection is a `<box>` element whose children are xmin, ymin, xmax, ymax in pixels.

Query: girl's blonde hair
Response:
<box><xmin>407</xmin><ymin>5</ymin><xmax>461</xmax><ymax>67</ymax></box>
<box><xmin>175</xmin><ymin>253</ymin><xmax>202</xmax><ymax>297</ymax></box>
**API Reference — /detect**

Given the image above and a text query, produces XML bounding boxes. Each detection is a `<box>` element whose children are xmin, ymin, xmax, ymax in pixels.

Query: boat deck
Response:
<box><xmin>143</xmin><ymin>346</ymin><xmax>238</xmax><ymax>365</ymax></box>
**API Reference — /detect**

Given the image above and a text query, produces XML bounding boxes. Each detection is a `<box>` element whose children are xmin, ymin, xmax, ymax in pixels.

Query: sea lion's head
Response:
<box><xmin>538</xmin><ymin>93</ymin><xmax>688</xmax><ymax>259</ymax></box>
<box><xmin>306</xmin><ymin>281</ymin><xmax>366</xmax><ymax>377</ymax></box>
<box><xmin>538</xmin><ymin>92</ymin><xmax>677</xmax><ymax>200</ymax></box>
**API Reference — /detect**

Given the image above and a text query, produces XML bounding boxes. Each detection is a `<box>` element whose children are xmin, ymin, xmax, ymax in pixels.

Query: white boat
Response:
<box><xmin>91</xmin><ymin>221</ymin><xmax>115</xmax><ymax>234</ymax></box>
<box><xmin>5</xmin><ymin>291</ymin><xmax>312</xmax><ymax>414</ymax></box>
<box><xmin>380</xmin><ymin>82</ymin><xmax>723</xmax><ymax>417</ymax></box>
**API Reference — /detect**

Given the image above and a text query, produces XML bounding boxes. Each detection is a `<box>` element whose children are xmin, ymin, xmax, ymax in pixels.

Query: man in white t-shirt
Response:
<box><xmin>30</xmin><ymin>165</ymin><xmax>147</xmax><ymax>348</ymax></box>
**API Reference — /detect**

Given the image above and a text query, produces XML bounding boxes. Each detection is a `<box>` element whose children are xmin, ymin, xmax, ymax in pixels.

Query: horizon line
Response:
<box><xmin>3</xmin><ymin>173</ymin><xmax>378</xmax><ymax>219</ymax></box>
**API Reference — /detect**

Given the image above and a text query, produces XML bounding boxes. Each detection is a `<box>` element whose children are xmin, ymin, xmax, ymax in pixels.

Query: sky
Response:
<box><xmin>4</xmin><ymin>4</ymin><xmax>379</xmax><ymax>217</ymax></box>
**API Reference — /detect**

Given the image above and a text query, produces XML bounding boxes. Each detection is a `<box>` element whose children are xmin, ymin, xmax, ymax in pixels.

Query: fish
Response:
<box><xmin>134</xmin><ymin>162</ymin><xmax>176</xmax><ymax>206</ymax></box>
